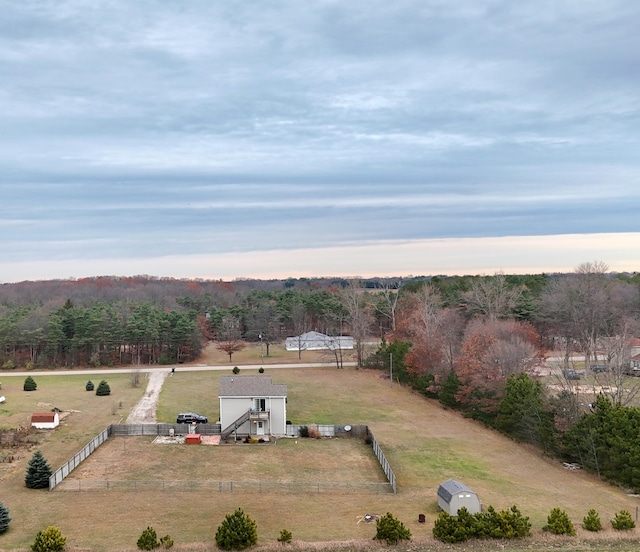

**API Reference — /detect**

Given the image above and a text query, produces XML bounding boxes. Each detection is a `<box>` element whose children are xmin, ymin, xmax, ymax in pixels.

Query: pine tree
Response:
<box><xmin>25</xmin><ymin>451</ymin><xmax>52</xmax><ymax>489</ymax></box>
<box><xmin>96</xmin><ymin>380</ymin><xmax>111</xmax><ymax>396</ymax></box>
<box><xmin>582</xmin><ymin>509</ymin><xmax>602</xmax><ymax>531</ymax></box>
<box><xmin>23</xmin><ymin>376</ymin><xmax>37</xmax><ymax>392</ymax></box>
<box><xmin>0</xmin><ymin>501</ymin><xmax>11</xmax><ymax>534</ymax></box>
<box><xmin>374</xmin><ymin>512</ymin><xmax>412</xmax><ymax>545</ymax></box>
<box><xmin>543</xmin><ymin>508</ymin><xmax>575</xmax><ymax>536</ymax></box>
<box><xmin>85</xmin><ymin>380</ymin><xmax>94</xmax><ymax>391</ymax></box>
<box><xmin>215</xmin><ymin>508</ymin><xmax>258</xmax><ymax>550</ymax></box>
<box><xmin>137</xmin><ymin>526</ymin><xmax>160</xmax><ymax>550</ymax></box>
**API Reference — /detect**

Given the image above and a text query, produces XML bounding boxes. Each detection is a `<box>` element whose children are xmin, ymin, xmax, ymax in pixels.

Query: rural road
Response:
<box><xmin>1</xmin><ymin>362</ymin><xmax>357</xmax><ymax>424</ymax></box>
<box><xmin>1</xmin><ymin>362</ymin><xmax>355</xmax><ymax>378</ymax></box>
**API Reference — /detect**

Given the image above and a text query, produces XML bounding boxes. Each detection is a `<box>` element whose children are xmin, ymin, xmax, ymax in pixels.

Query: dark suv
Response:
<box><xmin>176</xmin><ymin>412</ymin><xmax>208</xmax><ymax>424</ymax></box>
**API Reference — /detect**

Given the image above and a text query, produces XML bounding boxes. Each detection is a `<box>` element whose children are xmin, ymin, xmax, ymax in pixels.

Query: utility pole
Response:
<box><xmin>390</xmin><ymin>352</ymin><xmax>393</xmax><ymax>387</ymax></box>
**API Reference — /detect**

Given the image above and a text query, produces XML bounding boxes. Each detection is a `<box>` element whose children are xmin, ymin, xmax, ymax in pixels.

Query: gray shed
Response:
<box><xmin>437</xmin><ymin>479</ymin><xmax>482</xmax><ymax>515</ymax></box>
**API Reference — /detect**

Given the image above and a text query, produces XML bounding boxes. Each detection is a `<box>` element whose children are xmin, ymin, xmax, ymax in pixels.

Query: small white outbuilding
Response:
<box><xmin>31</xmin><ymin>412</ymin><xmax>60</xmax><ymax>429</ymax></box>
<box><xmin>437</xmin><ymin>479</ymin><xmax>482</xmax><ymax>515</ymax></box>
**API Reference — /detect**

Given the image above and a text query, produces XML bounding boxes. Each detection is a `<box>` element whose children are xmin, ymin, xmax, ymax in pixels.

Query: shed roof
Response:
<box><xmin>219</xmin><ymin>375</ymin><xmax>287</xmax><ymax>398</ymax></box>
<box><xmin>31</xmin><ymin>412</ymin><xmax>57</xmax><ymax>423</ymax></box>
<box><xmin>437</xmin><ymin>479</ymin><xmax>476</xmax><ymax>502</ymax></box>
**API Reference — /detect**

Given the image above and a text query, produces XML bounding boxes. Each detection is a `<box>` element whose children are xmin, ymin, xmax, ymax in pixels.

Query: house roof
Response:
<box><xmin>31</xmin><ymin>412</ymin><xmax>57</xmax><ymax>423</ymax></box>
<box><xmin>437</xmin><ymin>479</ymin><xmax>477</xmax><ymax>502</ymax></box>
<box><xmin>219</xmin><ymin>375</ymin><xmax>287</xmax><ymax>398</ymax></box>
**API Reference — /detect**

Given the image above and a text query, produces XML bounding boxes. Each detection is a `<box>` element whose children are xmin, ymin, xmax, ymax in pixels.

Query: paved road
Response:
<box><xmin>0</xmin><ymin>361</ymin><xmax>357</xmax><ymax>378</ymax></box>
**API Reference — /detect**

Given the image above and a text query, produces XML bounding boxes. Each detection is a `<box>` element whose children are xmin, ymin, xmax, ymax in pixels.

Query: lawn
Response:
<box><xmin>0</xmin><ymin>362</ymin><xmax>639</xmax><ymax>551</ymax></box>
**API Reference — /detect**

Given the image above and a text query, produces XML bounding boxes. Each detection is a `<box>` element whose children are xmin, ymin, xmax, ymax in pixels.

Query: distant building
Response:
<box><xmin>285</xmin><ymin>331</ymin><xmax>353</xmax><ymax>351</ymax></box>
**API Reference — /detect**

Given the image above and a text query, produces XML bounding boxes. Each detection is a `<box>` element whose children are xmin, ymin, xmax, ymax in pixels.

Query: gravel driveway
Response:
<box><xmin>126</xmin><ymin>369</ymin><xmax>171</xmax><ymax>424</ymax></box>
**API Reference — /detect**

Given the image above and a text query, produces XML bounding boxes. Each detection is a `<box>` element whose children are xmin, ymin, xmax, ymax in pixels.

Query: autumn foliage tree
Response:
<box><xmin>453</xmin><ymin>319</ymin><xmax>541</xmax><ymax>421</ymax></box>
<box><xmin>393</xmin><ymin>284</ymin><xmax>464</xmax><ymax>393</ymax></box>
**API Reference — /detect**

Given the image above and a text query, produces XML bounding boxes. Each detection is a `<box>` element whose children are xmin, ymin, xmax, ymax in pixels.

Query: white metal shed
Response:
<box><xmin>437</xmin><ymin>479</ymin><xmax>482</xmax><ymax>515</ymax></box>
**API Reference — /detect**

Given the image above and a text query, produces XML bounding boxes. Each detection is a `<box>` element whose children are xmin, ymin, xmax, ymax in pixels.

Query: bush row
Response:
<box><xmin>433</xmin><ymin>505</ymin><xmax>636</xmax><ymax>543</ymax></box>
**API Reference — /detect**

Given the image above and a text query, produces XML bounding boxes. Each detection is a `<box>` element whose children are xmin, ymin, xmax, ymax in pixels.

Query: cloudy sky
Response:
<box><xmin>1</xmin><ymin>1</ymin><xmax>638</xmax><ymax>283</ymax></box>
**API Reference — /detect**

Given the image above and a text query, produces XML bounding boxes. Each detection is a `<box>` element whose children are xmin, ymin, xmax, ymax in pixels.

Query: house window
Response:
<box><xmin>254</xmin><ymin>398</ymin><xmax>266</xmax><ymax>412</ymax></box>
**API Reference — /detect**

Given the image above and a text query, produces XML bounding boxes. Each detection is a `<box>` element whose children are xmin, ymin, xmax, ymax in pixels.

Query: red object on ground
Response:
<box><xmin>185</xmin><ymin>434</ymin><xmax>201</xmax><ymax>444</ymax></box>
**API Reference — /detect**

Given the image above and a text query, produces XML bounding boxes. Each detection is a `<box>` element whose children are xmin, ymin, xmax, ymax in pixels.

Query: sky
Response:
<box><xmin>1</xmin><ymin>1</ymin><xmax>639</xmax><ymax>283</ymax></box>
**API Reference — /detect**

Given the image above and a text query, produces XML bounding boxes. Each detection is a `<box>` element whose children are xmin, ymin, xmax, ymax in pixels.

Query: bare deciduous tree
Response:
<box><xmin>339</xmin><ymin>280</ymin><xmax>374</xmax><ymax>368</ymax></box>
<box><xmin>463</xmin><ymin>272</ymin><xmax>524</xmax><ymax>320</ymax></box>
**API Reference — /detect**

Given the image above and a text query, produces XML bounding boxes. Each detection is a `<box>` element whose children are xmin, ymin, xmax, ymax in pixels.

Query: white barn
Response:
<box><xmin>437</xmin><ymin>479</ymin><xmax>482</xmax><ymax>515</ymax></box>
<box><xmin>219</xmin><ymin>375</ymin><xmax>287</xmax><ymax>439</ymax></box>
<box><xmin>31</xmin><ymin>412</ymin><xmax>60</xmax><ymax>429</ymax></box>
<box><xmin>285</xmin><ymin>331</ymin><xmax>353</xmax><ymax>351</ymax></box>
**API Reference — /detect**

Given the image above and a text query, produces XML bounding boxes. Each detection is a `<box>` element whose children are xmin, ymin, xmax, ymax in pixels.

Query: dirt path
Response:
<box><xmin>125</xmin><ymin>369</ymin><xmax>171</xmax><ymax>423</ymax></box>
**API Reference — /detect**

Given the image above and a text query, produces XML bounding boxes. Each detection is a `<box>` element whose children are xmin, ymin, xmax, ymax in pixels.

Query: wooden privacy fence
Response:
<box><xmin>53</xmin><ymin>478</ymin><xmax>393</xmax><ymax>494</ymax></box>
<box><xmin>110</xmin><ymin>423</ymin><xmax>221</xmax><ymax>436</ymax></box>
<box><xmin>50</xmin><ymin>423</ymin><xmax>397</xmax><ymax>494</ymax></box>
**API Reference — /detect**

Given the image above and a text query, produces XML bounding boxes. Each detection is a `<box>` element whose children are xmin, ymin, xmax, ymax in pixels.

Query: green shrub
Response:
<box><xmin>96</xmin><ymin>380</ymin><xmax>111</xmax><ymax>396</ymax></box>
<box><xmin>2</xmin><ymin>359</ymin><xmax>15</xmax><ymax>370</ymax></box>
<box><xmin>298</xmin><ymin>426</ymin><xmax>309</xmax><ymax>438</ymax></box>
<box><xmin>159</xmin><ymin>535</ymin><xmax>174</xmax><ymax>549</ymax></box>
<box><xmin>215</xmin><ymin>508</ymin><xmax>258</xmax><ymax>550</ymax></box>
<box><xmin>433</xmin><ymin>505</ymin><xmax>530</xmax><ymax>542</ymax></box>
<box><xmin>25</xmin><ymin>451</ymin><xmax>52</xmax><ymax>489</ymax></box>
<box><xmin>496</xmin><ymin>505</ymin><xmax>531</xmax><ymax>538</ymax></box>
<box><xmin>137</xmin><ymin>526</ymin><xmax>160</xmax><ymax>550</ymax></box>
<box><xmin>0</xmin><ymin>501</ymin><xmax>11</xmax><ymax>534</ymax></box>
<box><xmin>277</xmin><ymin>529</ymin><xmax>292</xmax><ymax>544</ymax></box>
<box><xmin>473</xmin><ymin>505</ymin><xmax>530</xmax><ymax>539</ymax></box>
<box><xmin>582</xmin><ymin>509</ymin><xmax>602</xmax><ymax>532</ymax></box>
<box><xmin>373</xmin><ymin>512</ymin><xmax>411</xmax><ymax>545</ymax></box>
<box><xmin>543</xmin><ymin>508</ymin><xmax>576</xmax><ymax>536</ymax></box>
<box><xmin>31</xmin><ymin>525</ymin><xmax>66</xmax><ymax>552</ymax></box>
<box><xmin>258</xmin><ymin>367</ymin><xmax>264</xmax><ymax>373</ymax></box>
<box><xmin>85</xmin><ymin>380</ymin><xmax>94</xmax><ymax>392</ymax></box>
<box><xmin>432</xmin><ymin>511</ymin><xmax>469</xmax><ymax>543</ymax></box>
<box><xmin>232</xmin><ymin>366</ymin><xmax>240</xmax><ymax>374</ymax></box>
<box><xmin>23</xmin><ymin>376</ymin><xmax>37</xmax><ymax>391</ymax></box>
<box><xmin>611</xmin><ymin>509</ymin><xmax>635</xmax><ymax>530</ymax></box>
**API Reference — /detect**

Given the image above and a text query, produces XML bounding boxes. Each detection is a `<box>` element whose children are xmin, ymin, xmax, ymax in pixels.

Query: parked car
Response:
<box><xmin>562</xmin><ymin>369</ymin><xmax>582</xmax><ymax>380</ymax></box>
<box><xmin>176</xmin><ymin>412</ymin><xmax>208</xmax><ymax>424</ymax></box>
<box><xmin>590</xmin><ymin>364</ymin><xmax>608</xmax><ymax>373</ymax></box>
<box><xmin>624</xmin><ymin>366</ymin><xmax>640</xmax><ymax>377</ymax></box>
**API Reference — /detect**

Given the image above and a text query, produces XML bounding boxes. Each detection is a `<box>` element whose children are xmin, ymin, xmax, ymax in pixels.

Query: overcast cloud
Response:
<box><xmin>1</xmin><ymin>1</ymin><xmax>638</xmax><ymax>282</ymax></box>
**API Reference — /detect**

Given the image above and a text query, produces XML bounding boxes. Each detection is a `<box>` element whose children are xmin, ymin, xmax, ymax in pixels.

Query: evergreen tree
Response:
<box><xmin>496</xmin><ymin>372</ymin><xmax>555</xmax><ymax>449</ymax></box>
<box><xmin>611</xmin><ymin>509</ymin><xmax>635</xmax><ymax>530</ymax></box>
<box><xmin>137</xmin><ymin>526</ymin><xmax>160</xmax><ymax>550</ymax></box>
<box><xmin>25</xmin><ymin>451</ymin><xmax>52</xmax><ymax>489</ymax></box>
<box><xmin>373</xmin><ymin>512</ymin><xmax>412</xmax><ymax>545</ymax></box>
<box><xmin>96</xmin><ymin>380</ymin><xmax>111</xmax><ymax>396</ymax></box>
<box><xmin>215</xmin><ymin>508</ymin><xmax>258</xmax><ymax>550</ymax></box>
<box><xmin>23</xmin><ymin>376</ymin><xmax>37</xmax><ymax>391</ymax></box>
<box><xmin>543</xmin><ymin>508</ymin><xmax>575</xmax><ymax>536</ymax></box>
<box><xmin>0</xmin><ymin>501</ymin><xmax>11</xmax><ymax>534</ymax></box>
<box><xmin>582</xmin><ymin>509</ymin><xmax>602</xmax><ymax>531</ymax></box>
<box><xmin>85</xmin><ymin>380</ymin><xmax>94</xmax><ymax>391</ymax></box>
<box><xmin>31</xmin><ymin>525</ymin><xmax>66</xmax><ymax>552</ymax></box>
<box><xmin>439</xmin><ymin>370</ymin><xmax>461</xmax><ymax>408</ymax></box>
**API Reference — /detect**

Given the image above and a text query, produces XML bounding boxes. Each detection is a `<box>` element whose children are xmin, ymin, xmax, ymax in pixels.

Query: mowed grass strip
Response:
<box><xmin>1</xmin><ymin>365</ymin><xmax>639</xmax><ymax>551</ymax></box>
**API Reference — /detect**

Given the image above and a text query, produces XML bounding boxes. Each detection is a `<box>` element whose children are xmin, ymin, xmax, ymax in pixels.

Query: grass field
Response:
<box><xmin>0</xmin><ymin>348</ymin><xmax>639</xmax><ymax>551</ymax></box>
